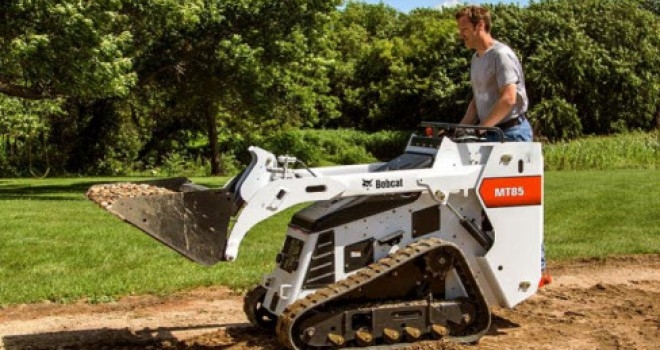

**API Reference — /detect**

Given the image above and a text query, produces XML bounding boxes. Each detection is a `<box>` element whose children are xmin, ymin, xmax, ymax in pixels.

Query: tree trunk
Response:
<box><xmin>66</xmin><ymin>98</ymin><xmax>118</xmax><ymax>173</ymax></box>
<box><xmin>206</xmin><ymin>103</ymin><xmax>221</xmax><ymax>175</ymax></box>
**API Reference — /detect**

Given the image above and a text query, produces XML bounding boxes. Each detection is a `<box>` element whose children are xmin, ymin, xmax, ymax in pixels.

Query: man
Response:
<box><xmin>455</xmin><ymin>6</ymin><xmax>551</xmax><ymax>287</ymax></box>
<box><xmin>455</xmin><ymin>5</ymin><xmax>533</xmax><ymax>142</ymax></box>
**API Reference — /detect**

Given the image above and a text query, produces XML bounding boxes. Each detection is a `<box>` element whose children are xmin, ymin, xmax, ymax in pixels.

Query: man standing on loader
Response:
<box><xmin>455</xmin><ymin>5</ymin><xmax>551</xmax><ymax>286</ymax></box>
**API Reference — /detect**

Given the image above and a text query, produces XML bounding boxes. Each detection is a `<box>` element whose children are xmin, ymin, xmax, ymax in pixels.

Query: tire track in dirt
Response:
<box><xmin>1</xmin><ymin>255</ymin><xmax>659</xmax><ymax>350</ymax></box>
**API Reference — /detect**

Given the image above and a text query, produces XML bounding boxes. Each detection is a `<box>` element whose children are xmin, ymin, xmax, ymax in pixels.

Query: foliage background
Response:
<box><xmin>0</xmin><ymin>0</ymin><xmax>658</xmax><ymax>176</ymax></box>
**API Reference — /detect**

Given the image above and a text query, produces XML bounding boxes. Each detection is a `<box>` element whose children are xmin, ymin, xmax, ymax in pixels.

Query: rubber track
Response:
<box><xmin>275</xmin><ymin>237</ymin><xmax>490</xmax><ymax>350</ymax></box>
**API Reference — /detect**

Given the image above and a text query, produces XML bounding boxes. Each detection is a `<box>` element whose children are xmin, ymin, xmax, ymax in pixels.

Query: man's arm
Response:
<box><xmin>479</xmin><ymin>84</ymin><xmax>516</xmax><ymax>127</ymax></box>
<box><xmin>460</xmin><ymin>99</ymin><xmax>478</xmax><ymax>125</ymax></box>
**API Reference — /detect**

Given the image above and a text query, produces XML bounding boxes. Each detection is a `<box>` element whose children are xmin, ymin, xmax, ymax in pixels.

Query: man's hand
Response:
<box><xmin>453</xmin><ymin>127</ymin><xmax>477</xmax><ymax>141</ymax></box>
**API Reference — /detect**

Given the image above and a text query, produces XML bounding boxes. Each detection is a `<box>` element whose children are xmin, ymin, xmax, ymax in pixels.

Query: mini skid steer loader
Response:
<box><xmin>87</xmin><ymin>122</ymin><xmax>545</xmax><ymax>349</ymax></box>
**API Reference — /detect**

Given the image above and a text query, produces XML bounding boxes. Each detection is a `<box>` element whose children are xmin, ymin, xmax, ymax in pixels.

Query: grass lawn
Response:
<box><xmin>544</xmin><ymin>169</ymin><xmax>659</xmax><ymax>258</ymax></box>
<box><xmin>0</xmin><ymin>170</ymin><xmax>658</xmax><ymax>305</ymax></box>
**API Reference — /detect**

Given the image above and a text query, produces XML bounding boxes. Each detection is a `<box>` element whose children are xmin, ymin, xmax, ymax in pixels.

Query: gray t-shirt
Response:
<box><xmin>471</xmin><ymin>40</ymin><xmax>528</xmax><ymax>123</ymax></box>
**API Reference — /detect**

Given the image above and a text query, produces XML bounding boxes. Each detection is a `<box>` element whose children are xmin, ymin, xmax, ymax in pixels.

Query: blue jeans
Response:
<box><xmin>486</xmin><ymin>117</ymin><xmax>546</xmax><ymax>270</ymax></box>
<box><xmin>486</xmin><ymin>117</ymin><xmax>533</xmax><ymax>142</ymax></box>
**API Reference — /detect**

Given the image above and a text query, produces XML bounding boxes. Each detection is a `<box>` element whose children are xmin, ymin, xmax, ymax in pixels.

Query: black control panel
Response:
<box><xmin>408</xmin><ymin>135</ymin><xmax>442</xmax><ymax>149</ymax></box>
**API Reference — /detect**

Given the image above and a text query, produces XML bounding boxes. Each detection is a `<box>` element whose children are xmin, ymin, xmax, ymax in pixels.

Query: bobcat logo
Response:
<box><xmin>362</xmin><ymin>179</ymin><xmax>373</xmax><ymax>188</ymax></box>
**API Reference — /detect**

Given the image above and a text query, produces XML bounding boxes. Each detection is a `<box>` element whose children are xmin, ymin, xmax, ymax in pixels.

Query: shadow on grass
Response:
<box><xmin>0</xmin><ymin>180</ymin><xmax>153</xmax><ymax>201</ymax></box>
<box><xmin>1</xmin><ymin>324</ymin><xmax>282</xmax><ymax>350</ymax></box>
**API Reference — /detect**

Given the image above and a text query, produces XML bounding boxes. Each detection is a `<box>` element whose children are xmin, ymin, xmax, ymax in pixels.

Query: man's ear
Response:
<box><xmin>476</xmin><ymin>20</ymin><xmax>485</xmax><ymax>32</ymax></box>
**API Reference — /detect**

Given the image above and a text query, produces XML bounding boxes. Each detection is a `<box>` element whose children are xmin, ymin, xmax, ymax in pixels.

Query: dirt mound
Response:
<box><xmin>1</xmin><ymin>255</ymin><xmax>659</xmax><ymax>350</ymax></box>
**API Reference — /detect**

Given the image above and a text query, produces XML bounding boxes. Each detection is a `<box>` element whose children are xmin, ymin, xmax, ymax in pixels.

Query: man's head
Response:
<box><xmin>455</xmin><ymin>6</ymin><xmax>492</xmax><ymax>50</ymax></box>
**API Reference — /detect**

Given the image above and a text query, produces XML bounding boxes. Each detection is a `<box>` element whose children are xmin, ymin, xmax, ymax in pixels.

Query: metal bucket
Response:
<box><xmin>87</xmin><ymin>177</ymin><xmax>234</xmax><ymax>265</ymax></box>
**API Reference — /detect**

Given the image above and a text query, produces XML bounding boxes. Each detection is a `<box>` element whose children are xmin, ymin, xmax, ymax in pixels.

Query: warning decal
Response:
<box><xmin>479</xmin><ymin>176</ymin><xmax>542</xmax><ymax>208</ymax></box>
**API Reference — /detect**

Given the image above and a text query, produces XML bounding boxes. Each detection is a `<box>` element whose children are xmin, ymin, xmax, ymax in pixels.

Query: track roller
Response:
<box><xmin>382</xmin><ymin>328</ymin><xmax>401</xmax><ymax>344</ymax></box>
<box><xmin>355</xmin><ymin>328</ymin><xmax>374</xmax><ymax>347</ymax></box>
<box><xmin>327</xmin><ymin>333</ymin><xmax>346</xmax><ymax>347</ymax></box>
<box><xmin>403</xmin><ymin>326</ymin><xmax>422</xmax><ymax>342</ymax></box>
<box><xmin>431</xmin><ymin>324</ymin><xmax>449</xmax><ymax>339</ymax></box>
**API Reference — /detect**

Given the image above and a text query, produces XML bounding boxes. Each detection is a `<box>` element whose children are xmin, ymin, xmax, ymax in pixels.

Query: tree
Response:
<box><xmin>0</xmin><ymin>1</ymin><xmax>136</xmax><ymax>100</ymax></box>
<box><xmin>495</xmin><ymin>0</ymin><xmax>660</xmax><ymax>139</ymax></box>
<box><xmin>1</xmin><ymin>0</ymin><xmax>343</xmax><ymax>175</ymax></box>
<box><xmin>129</xmin><ymin>0</ymin><xmax>342</xmax><ymax>174</ymax></box>
<box><xmin>329</xmin><ymin>3</ymin><xmax>469</xmax><ymax>131</ymax></box>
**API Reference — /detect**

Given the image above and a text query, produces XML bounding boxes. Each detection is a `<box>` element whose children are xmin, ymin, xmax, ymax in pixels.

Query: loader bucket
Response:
<box><xmin>86</xmin><ymin>177</ymin><xmax>234</xmax><ymax>266</ymax></box>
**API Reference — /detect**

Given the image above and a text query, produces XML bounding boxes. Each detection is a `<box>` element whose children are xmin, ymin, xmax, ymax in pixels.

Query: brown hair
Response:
<box><xmin>455</xmin><ymin>6</ymin><xmax>492</xmax><ymax>33</ymax></box>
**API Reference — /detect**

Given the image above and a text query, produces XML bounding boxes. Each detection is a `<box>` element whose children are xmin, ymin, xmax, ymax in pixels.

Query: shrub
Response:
<box><xmin>254</xmin><ymin>129</ymin><xmax>413</xmax><ymax>169</ymax></box>
<box><xmin>261</xmin><ymin>130</ymin><xmax>324</xmax><ymax>166</ymax></box>
<box><xmin>363</xmin><ymin>130</ymin><xmax>410</xmax><ymax>160</ymax></box>
<box><xmin>530</xmin><ymin>97</ymin><xmax>582</xmax><ymax>141</ymax></box>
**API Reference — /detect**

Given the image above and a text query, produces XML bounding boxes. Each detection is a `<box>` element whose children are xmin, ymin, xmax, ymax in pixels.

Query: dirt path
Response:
<box><xmin>1</xmin><ymin>255</ymin><xmax>659</xmax><ymax>350</ymax></box>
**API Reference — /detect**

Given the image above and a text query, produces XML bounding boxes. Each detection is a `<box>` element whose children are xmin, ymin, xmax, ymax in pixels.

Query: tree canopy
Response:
<box><xmin>1</xmin><ymin>0</ymin><xmax>658</xmax><ymax>176</ymax></box>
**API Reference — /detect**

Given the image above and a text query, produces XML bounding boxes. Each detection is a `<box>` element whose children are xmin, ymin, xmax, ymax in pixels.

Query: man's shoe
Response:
<box><xmin>538</xmin><ymin>271</ymin><xmax>553</xmax><ymax>288</ymax></box>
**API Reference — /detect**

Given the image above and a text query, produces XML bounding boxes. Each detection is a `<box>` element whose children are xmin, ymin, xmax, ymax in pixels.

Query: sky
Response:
<box><xmin>359</xmin><ymin>0</ymin><xmax>529</xmax><ymax>13</ymax></box>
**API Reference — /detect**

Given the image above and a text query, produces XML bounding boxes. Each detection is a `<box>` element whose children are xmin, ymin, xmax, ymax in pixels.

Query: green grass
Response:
<box><xmin>543</xmin><ymin>131</ymin><xmax>658</xmax><ymax>170</ymax></box>
<box><xmin>0</xmin><ymin>169</ymin><xmax>658</xmax><ymax>306</ymax></box>
<box><xmin>0</xmin><ymin>177</ymin><xmax>290</xmax><ymax>305</ymax></box>
<box><xmin>544</xmin><ymin>169</ymin><xmax>660</xmax><ymax>259</ymax></box>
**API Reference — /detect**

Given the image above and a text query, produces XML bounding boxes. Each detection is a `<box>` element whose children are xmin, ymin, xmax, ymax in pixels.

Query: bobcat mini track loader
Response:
<box><xmin>87</xmin><ymin>122</ymin><xmax>545</xmax><ymax>349</ymax></box>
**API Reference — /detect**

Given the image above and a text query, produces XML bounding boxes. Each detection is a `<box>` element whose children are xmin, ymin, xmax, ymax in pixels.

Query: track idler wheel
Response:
<box><xmin>244</xmin><ymin>286</ymin><xmax>277</xmax><ymax>330</ymax></box>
